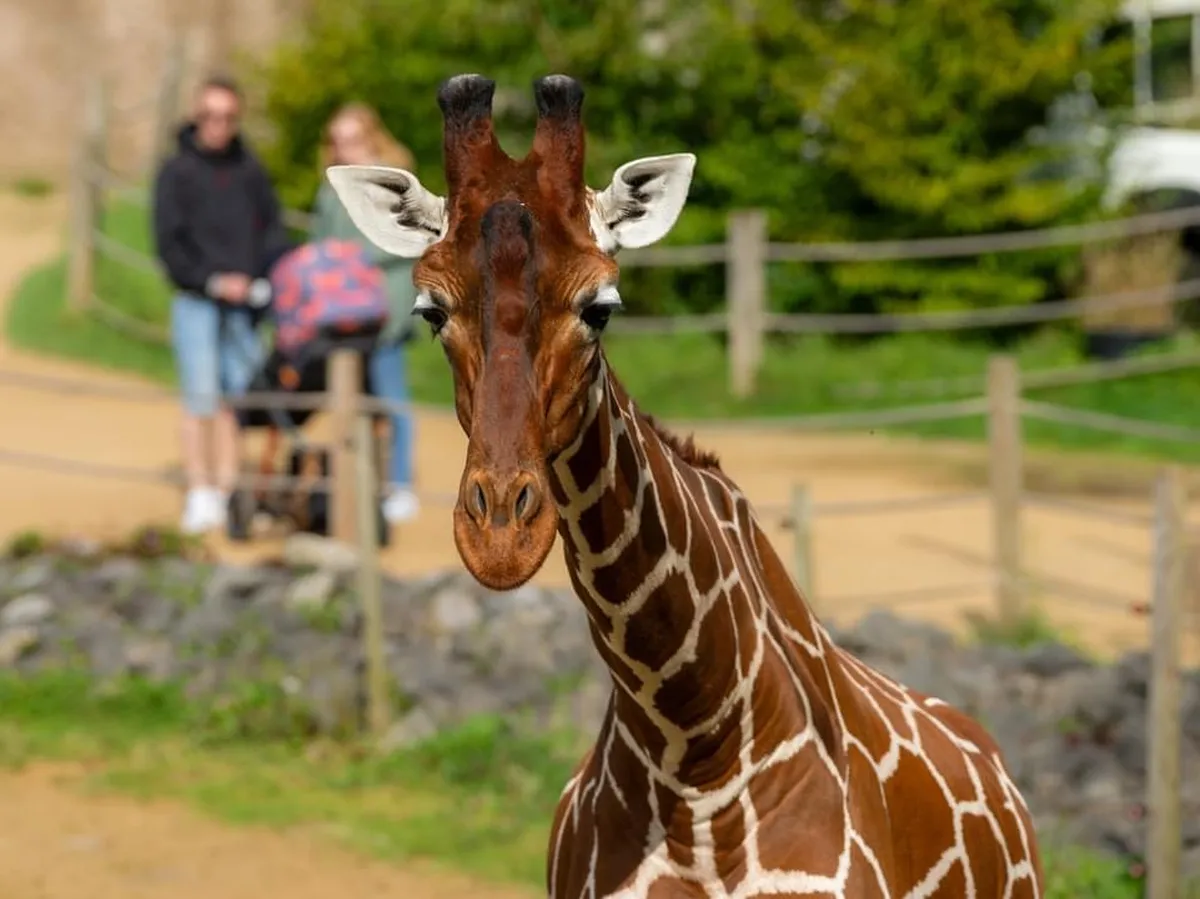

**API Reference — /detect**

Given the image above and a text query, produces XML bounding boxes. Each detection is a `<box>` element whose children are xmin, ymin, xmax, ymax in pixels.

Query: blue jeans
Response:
<box><xmin>369</xmin><ymin>339</ymin><xmax>414</xmax><ymax>488</ymax></box>
<box><xmin>170</xmin><ymin>293</ymin><xmax>263</xmax><ymax>417</ymax></box>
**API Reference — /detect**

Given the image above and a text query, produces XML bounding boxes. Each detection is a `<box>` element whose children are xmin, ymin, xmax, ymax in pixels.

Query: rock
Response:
<box><xmin>0</xmin><ymin>593</ymin><xmax>54</xmax><ymax>627</ymax></box>
<box><xmin>1183</xmin><ymin>844</ymin><xmax>1200</xmax><ymax>881</ymax></box>
<box><xmin>304</xmin><ymin>663</ymin><xmax>361</xmax><ymax>736</ymax></box>
<box><xmin>1020</xmin><ymin>641</ymin><xmax>1091</xmax><ymax>679</ymax></box>
<box><xmin>84</xmin><ymin>557</ymin><xmax>144</xmax><ymax>593</ymax></box>
<box><xmin>286</xmin><ymin>571</ymin><xmax>338</xmax><ymax>612</ymax></box>
<box><xmin>57</xmin><ymin>536</ymin><xmax>103</xmax><ymax>560</ymax></box>
<box><xmin>569</xmin><ymin>673</ymin><xmax>611</xmax><ymax>735</ymax></box>
<box><xmin>203</xmin><ymin>564</ymin><xmax>273</xmax><ymax>605</ymax></box>
<box><xmin>427</xmin><ymin>582</ymin><xmax>482</xmax><ymax>635</ymax></box>
<box><xmin>9</xmin><ymin>560</ymin><xmax>54</xmax><ymax>594</ymax></box>
<box><xmin>0</xmin><ymin>626</ymin><xmax>39</xmax><ymax>667</ymax></box>
<box><xmin>379</xmin><ymin>706</ymin><xmax>439</xmax><ymax>752</ymax></box>
<box><xmin>124</xmin><ymin>638</ymin><xmax>176</xmax><ymax>681</ymax></box>
<box><xmin>282</xmin><ymin>534</ymin><xmax>359</xmax><ymax>574</ymax></box>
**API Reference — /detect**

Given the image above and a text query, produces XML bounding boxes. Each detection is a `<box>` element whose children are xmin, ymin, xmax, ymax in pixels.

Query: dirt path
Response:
<box><xmin>0</xmin><ymin>764</ymin><xmax>537</xmax><ymax>899</ymax></box>
<box><xmin>0</xmin><ymin>189</ymin><xmax>1196</xmax><ymax>898</ymax></box>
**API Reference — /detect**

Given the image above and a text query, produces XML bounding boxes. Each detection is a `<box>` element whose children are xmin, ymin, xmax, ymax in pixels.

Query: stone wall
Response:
<box><xmin>1</xmin><ymin>533</ymin><xmax>1198</xmax><ymax>878</ymax></box>
<box><xmin>1</xmin><ymin>1</ymin><xmax>304</xmax><ymax>181</ymax></box>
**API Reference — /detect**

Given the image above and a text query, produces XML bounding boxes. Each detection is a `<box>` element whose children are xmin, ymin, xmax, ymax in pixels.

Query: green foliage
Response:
<box><xmin>5</xmin><ymin>530</ymin><xmax>46</xmax><ymax>560</ymax></box>
<box><xmin>113</xmin><ymin>523</ymin><xmax>207</xmax><ymax>560</ymax></box>
<box><xmin>966</xmin><ymin>606</ymin><xmax>1073</xmax><ymax>651</ymax></box>
<box><xmin>191</xmin><ymin>675</ymin><xmax>320</xmax><ymax>745</ymax></box>
<box><xmin>1042</xmin><ymin>843</ymin><xmax>1147</xmax><ymax>898</ymax></box>
<box><xmin>9</xmin><ymin>176</ymin><xmax>55</xmax><ymax>198</ymax></box>
<box><xmin>297</xmin><ymin>595</ymin><xmax>349</xmax><ymax>634</ymax></box>
<box><xmin>250</xmin><ymin>0</ymin><xmax>1131</xmax><ymax>318</ymax></box>
<box><xmin>4</xmin><ymin>202</ymin><xmax>176</xmax><ymax>383</ymax></box>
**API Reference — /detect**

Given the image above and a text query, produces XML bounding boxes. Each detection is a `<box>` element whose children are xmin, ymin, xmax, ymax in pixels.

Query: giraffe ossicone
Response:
<box><xmin>327</xmin><ymin>73</ymin><xmax>1045</xmax><ymax>899</ymax></box>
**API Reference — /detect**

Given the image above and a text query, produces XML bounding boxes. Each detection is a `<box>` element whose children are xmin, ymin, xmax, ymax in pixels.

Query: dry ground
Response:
<box><xmin>0</xmin><ymin>190</ymin><xmax>1195</xmax><ymax>898</ymax></box>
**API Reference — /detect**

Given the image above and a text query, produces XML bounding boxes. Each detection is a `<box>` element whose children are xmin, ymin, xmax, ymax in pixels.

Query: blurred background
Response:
<box><xmin>1</xmin><ymin>1</ymin><xmax>1199</xmax><ymax>897</ymax></box>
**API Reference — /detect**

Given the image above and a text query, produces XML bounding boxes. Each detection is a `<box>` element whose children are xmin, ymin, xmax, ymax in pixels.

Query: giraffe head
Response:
<box><xmin>327</xmin><ymin>74</ymin><xmax>696</xmax><ymax>591</ymax></box>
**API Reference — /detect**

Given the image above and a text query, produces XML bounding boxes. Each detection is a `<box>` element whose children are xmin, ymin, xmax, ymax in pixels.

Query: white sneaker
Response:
<box><xmin>207</xmin><ymin>488</ymin><xmax>230</xmax><ymax>529</ymax></box>
<box><xmin>382</xmin><ymin>487</ymin><xmax>420</xmax><ymax>524</ymax></box>
<box><xmin>179</xmin><ymin>487</ymin><xmax>227</xmax><ymax>535</ymax></box>
<box><xmin>180</xmin><ymin>488</ymin><xmax>216</xmax><ymax>534</ymax></box>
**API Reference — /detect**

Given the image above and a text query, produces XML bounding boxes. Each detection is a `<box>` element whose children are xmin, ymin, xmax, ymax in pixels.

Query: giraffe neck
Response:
<box><xmin>548</xmin><ymin>357</ymin><xmax>838</xmax><ymax>785</ymax></box>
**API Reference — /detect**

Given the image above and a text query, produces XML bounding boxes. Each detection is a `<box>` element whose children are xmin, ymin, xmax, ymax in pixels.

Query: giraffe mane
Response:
<box><xmin>641</xmin><ymin>412</ymin><xmax>722</xmax><ymax>472</ymax></box>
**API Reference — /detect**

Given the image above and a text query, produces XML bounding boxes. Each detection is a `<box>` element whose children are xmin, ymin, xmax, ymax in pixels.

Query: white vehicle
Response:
<box><xmin>1104</xmin><ymin>0</ymin><xmax>1200</xmax><ymax>209</ymax></box>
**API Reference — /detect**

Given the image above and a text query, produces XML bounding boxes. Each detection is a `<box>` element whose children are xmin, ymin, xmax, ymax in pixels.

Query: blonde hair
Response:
<box><xmin>320</xmin><ymin>102</ymin><xmax>416</xmax><ymax>171</ymax></box>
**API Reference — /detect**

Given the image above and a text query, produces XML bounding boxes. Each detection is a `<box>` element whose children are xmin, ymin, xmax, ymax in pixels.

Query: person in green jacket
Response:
<box><xmin>313</xmin><ymin>103</ymin><xmax>420</xmax><ymax>524</ymax></box>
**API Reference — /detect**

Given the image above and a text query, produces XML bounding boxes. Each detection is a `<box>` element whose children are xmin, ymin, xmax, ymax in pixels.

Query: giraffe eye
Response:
<box><xmin>579</xmin><ymin>284</ymin><xmax>622</xmax><ymax>333</ymax></box>
<box><xmin>580</xmin><ymin>303</ymin><xmax>614</xmax><ymax>332</ymax></box>
<box><xmin>412</xmin><ymin>291</ymin><xmax>449</xmax><ymax>336</ymax></box>
<box><xmin>418</xmin><ymin>306</ymin><xmax>448</xmax><ymax>334</ymax></box>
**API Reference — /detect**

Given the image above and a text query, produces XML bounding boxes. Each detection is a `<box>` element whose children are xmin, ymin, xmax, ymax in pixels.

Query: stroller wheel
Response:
<box><xmin>226</xmin><ymin>489</ymin><xmax>254</xmax><ymax>542</ymax></box>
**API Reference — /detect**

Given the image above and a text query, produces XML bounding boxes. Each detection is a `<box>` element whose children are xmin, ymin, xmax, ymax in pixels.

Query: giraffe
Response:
<box><xmin>327</xmin><ymin>73</ymin><xmax>1045</xmax><ymax>899</ymax></box>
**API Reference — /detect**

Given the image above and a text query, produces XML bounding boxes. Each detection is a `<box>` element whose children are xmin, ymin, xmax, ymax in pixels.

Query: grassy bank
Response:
<box><xmin>0</xmin><ymin>669</ymin><xmax>1160</xmax><ymax>898</ymax></box>
<box><xmin>7</xmin><ymin>196</ymin><xmax>1200</xmax><ymax>464</ymax></box>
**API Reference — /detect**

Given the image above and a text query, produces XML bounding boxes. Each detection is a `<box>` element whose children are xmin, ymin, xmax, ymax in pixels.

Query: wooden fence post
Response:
<box><xmin>148</xmin><ymin>30</ymin><xmax>187</xmax><ymax>172</ymax></box>
<box><xmin>353</xmin><ymin>411</ymin><xmax>390</xmax><ymax>740</ymax></box>
<box><xmin>327</xmin><ymin>349</ymin><xmax>361</xmax><ymax>546</ymax></box>
<box><xmin>986</xmin><ymin>354</ymin><xmax>1023</xmax><ymax>629</ymax></box>
<box><xmin>790</xmin><ymin>483</ymin><xmax>815</xmax><ymax>605</ymax></box>
<box><xmin>1146</xmin><ymin>466</ymin><xmax>1186</xmax><ymax>899</ymax></box>
<box><xmin>67</xmin><ymin>76</ymin><xmax>106</xmax><ymax>314</ymax></box>
<box><xmin>726</xmin><ymin>209</ymin><xmax>767</xmax><ymax>399</ymax></box>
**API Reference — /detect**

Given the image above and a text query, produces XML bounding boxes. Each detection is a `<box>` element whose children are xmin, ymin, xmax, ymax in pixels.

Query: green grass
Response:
<box><xmin>9</xmin><ymin>175</ymin><xmax>56</xmax><ymax>198</ymax></box>
<box><xmin>8</xmin><ymin>197</ymin><xmax>1200</xmax><ymax>465</ymax></box>
<box><xmin>0</xmin><ymin>668</ymin><xmax>1181</xmax><ymax>896</ymax></box>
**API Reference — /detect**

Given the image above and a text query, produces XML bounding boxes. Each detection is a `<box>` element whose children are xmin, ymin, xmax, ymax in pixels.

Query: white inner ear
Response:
<box><xmin>590</xmin><ymin>152</ymin><xmax>696</xmax><ymax>252</ymax></box>
<box><xmin>325</xmin><ymin>164</ymin><xmax>446</xmax><ymax>259</ymax></box>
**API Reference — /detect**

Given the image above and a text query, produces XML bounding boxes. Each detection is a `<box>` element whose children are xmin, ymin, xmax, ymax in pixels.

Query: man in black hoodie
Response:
<box><xmin>153</xmin><ymin>74</ymin><xmax>290</xmax><ymax>535</ymax></box>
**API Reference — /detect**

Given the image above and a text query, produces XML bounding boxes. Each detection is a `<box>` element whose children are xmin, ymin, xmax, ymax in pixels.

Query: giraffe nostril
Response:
<box><xmin>513</xmin><ymin>482</ymin><xmax>536</xmax><ymax>522</ymax></box>
<box><xmin>472</xmin><ymin>482</ymin><xmax>488</xmax><ymax>520</ymax></box>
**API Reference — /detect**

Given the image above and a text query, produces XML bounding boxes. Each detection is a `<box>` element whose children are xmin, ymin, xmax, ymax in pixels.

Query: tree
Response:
<box><xmin>707</xmin><ymin>0</ymin><xmax>1131</xmax><ymax>317</ymax></box>
<box><xmin>251</xmin><ymin>0</ymin><xmax>1131</xmax><ymax>319</ymax></box>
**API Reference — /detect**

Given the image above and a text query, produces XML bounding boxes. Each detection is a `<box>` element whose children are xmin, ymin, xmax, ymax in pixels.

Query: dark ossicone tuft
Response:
<box><xmin>437</xmin><ymin>74</ymin><xmax>496</xmax><ymax>127</ymax></box>
<box><xmin>533</xmin><ymin>74</ymin><xmax>585</xmax><ymax>122</ymax></box>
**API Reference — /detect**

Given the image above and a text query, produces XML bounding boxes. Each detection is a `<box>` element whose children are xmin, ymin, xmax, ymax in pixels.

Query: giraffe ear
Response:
<box><xmin>325</xmin><ymin>165</ymin><xmax>446</xmax><ymax>258</ymax></box>
<box><xmin>590</xmin><ymin>153</ymin><xmax>696</xmax><ymax>252</ymax></box>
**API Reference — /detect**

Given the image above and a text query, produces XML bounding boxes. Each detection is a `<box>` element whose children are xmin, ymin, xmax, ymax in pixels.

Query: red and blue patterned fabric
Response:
<box><xmin>268</xmin><ymin>238</ymin><xmax>390</xmax><ymax>359</ymax></box>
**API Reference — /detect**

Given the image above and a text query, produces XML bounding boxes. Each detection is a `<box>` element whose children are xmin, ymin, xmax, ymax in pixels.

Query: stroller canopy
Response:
<box><xmin>268</xmin><ymin>238</ymin><xmax>390</xmax><ymax>360</ymax></box>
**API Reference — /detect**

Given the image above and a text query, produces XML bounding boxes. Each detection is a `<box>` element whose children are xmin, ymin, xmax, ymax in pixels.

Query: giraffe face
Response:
<box><xmin>326</xmin><ymin>74</ymin><xmax>695</xmax><ymax>590</ymax></box>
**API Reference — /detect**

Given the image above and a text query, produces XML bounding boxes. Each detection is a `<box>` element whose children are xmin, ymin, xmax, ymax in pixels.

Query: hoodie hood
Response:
<box><xmin>176</xmin><ymin>121</ymin><xmax>247</xmax><ymax>163</ymax></box>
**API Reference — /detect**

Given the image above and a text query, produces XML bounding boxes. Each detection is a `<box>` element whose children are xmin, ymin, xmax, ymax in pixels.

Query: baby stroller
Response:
<box><xmin>227</xmin><ymin>237</ymin><xmax>393</xmax><ymax>546</ymax></box>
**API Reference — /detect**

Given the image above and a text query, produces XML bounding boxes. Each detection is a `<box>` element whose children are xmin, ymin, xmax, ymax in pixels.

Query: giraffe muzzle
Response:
<box><xmin>453</xmin><ymin>463</ymin><xmax>560</xmax><ymax>592</ymax></box>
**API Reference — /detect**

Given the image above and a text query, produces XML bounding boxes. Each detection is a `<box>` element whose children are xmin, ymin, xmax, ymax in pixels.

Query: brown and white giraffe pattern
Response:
<box><xmin>545</xmin><ymin>358</ymin><xmax>1042</xmax><ymax>899</ymax></box>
